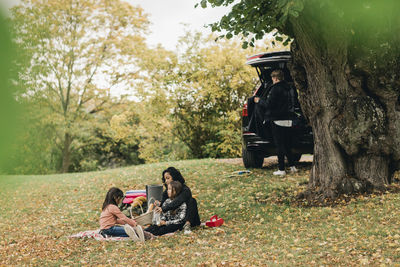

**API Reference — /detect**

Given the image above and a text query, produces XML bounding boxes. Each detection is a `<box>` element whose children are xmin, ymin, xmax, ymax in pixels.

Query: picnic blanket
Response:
<box><xmin>70</xmin><ymin>229</ymin><xmax>164</xmax><ymax>241</ymax></box>
<box><xmin>69</xmin><ymin>229</ymin><xmax>130</xmax><ymax>241</ymax></box>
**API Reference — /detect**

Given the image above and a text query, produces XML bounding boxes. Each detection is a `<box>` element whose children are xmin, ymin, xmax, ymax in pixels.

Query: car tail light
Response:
<box><xmin>246</xmin><ymin>54</ymin><xmax>263</xmax><ymax>61</ymax></box>
<box><xmin>242</xmin><ymin>103</ymin><xmax>248</xmax><ymax>117</ymax></box>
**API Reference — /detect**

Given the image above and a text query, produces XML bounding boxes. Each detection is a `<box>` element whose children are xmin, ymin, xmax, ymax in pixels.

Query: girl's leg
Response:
<box><xmin>124</xmin><ymin>225</ymin><xmax>140</xmax><ymax>241</ymax></box>
<box><xmin>133</xmin><ymin>225</ymin><xmax>145</xmax><ymax>242</ymax></box>
<box><xmin>102</xmin><ymin>226</ymin><xmax>129</xmax><ymax>237</ymax></box>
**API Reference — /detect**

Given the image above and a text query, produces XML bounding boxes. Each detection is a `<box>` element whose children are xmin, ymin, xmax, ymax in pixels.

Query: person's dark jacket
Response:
<box><xmin>160</xmin><ymin>184</ymin><xmax>192</xmax><ymax>212</ymax></box>
<box><xmin>257</xmin><ymin>80</ymin><xmax>293</xmax><ymax>121</ymax></box>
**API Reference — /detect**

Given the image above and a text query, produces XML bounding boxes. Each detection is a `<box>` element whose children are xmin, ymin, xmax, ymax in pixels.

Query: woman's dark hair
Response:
<box><xmin>162</xmin><ymin>167</ymin><xmax>185</xmax><ymax>185</ymax></box>
<box><xmin>169</xmin><ymin>181</ymin><xmax>183</xmax><ymax>198</ymax></box>
<box><xmin>102</xmin><ymin>187</ymin><xmax>124</xmax><ymax>211</ymax></box>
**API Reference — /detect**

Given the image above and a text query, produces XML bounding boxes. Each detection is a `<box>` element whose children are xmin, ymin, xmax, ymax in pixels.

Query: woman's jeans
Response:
<box><xmin>100</xmin><ymin>226</ymin><xmax>128</xmax><ymax>237</ymax></box>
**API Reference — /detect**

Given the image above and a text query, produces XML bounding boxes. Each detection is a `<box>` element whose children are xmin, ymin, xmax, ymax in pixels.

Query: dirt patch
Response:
<box><xmin>216</xmin><ymin>155</ymin><xmax>313</xmax><ymax>168</ymax></box>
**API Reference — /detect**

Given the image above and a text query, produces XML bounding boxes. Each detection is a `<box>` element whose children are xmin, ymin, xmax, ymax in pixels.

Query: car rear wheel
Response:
<box><xmin>242</xmin><ymin>146</ymin><xmax>264</xmax><ymax>168</ymax></box>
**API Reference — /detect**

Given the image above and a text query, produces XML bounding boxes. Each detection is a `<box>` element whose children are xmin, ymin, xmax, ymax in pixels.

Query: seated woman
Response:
<box><xmin>157</xmin><ymin>166</ymin><xmax>201</xmax><ymax>234</ymax></box>
<box><xmin>145</xmin><ymin>181</ymin><xmax>187</xmax><ymax>236</ymax></box>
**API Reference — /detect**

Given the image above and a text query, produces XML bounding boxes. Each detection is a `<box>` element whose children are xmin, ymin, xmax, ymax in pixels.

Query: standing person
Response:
<box><xmin>254</xmin><ymin>69</ymin><xmax>298</xmax><ymax>176</ymax></box>
<box><xmin>155</xmin><ymin>167</ymin><xmax>201</xmax><ymax>234</ymax></box>
<box><xmin>145</xmin><ymin>181</ymin><xmax>187</xmax><ymax>236</ymax></box>
<box><xmin>99</xmin><ymin>187</ymin><xmax>151</xmax><ymax>241</ymax></box>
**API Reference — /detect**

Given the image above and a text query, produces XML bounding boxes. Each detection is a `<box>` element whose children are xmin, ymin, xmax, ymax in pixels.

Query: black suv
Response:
<box><xmin>242</xmin><ymin>51</ymin><xmax>313</xmax><ymax>168</ymax></box>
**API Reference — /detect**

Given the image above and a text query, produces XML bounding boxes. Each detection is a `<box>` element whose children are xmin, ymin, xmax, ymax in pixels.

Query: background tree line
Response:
<box><xmin>4</xmin><ymin>0</ymin><xmax>269</xmax><ymax>174</ymax></box>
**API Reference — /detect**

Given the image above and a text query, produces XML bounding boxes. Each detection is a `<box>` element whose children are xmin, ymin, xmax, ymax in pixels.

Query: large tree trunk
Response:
<box><xmin>288</xmin><ymin>2</ymin><xmax>400</xmax><ymax>198</ymax></box>
<box><xmin>61</xmin><ymin>132</ymin><xmax>72</xmax><ymax>173</ymax></box>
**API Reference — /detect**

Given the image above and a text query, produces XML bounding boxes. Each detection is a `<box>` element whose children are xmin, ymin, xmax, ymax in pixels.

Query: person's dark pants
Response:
<box><xmin>271</xmin><ymin>122</ymin><xmax>294</xmax><ymax>171</ymax></box>
<box><xmin>100</xmin><ymin>226</ymin><xmax>128</xmax><ymax>237</ymax></box>
<box><xmin>145</xmin><ymin>223</ymin><xmax>185</xmax><ymax>236</ymax></box>
<box><xmin>186</xmin><ymin>198</ymin><xmax>201</xmax><ymax>227</ymax></box>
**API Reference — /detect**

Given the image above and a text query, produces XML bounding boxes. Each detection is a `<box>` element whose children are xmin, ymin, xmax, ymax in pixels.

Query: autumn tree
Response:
<box><xmin>11</xmin><ymin>0</ymin><xmax>149</xmax><ymax>172</ymax></box>
<box><xmin>203</xmin><ymin>0</ymin><xmax>400</xmax><ymax>198</ymax></box>
<box><xmin>134</xmin><ymin>32</ymin><xmax>258</xmax><ymax>160</ymax></box>
<box><xmin>129</xmin><ymin>45</ymin><xmax>189</xmax><ymax>162</ymax></box>
<box><xmin>170</xmin><ymin>32</ymin><xmax>258</xmax><ymax>158</ymax></box>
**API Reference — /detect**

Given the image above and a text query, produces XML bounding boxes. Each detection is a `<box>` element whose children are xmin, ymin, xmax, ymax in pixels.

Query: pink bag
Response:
<box><xmin>123</xmin><ymin>190</ymin><xmax>146</xmax><ymax>204</ymax></box>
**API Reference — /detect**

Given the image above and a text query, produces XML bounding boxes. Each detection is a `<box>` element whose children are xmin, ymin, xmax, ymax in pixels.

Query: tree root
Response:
<box><xmin>295</xmin><ymin>181</ymin><xmax>400</xmax><ymax>207</ymax></box>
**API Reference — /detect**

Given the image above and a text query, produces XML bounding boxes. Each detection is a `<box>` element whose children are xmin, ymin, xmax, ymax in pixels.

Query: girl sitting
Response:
<box><xmin>145</xmin><ymin>181</ymin><xmax>186</xmax><ymax>236</ymax></box>
<box><xmin>99</xmin><ymin>187</ymin><xmax>151</xmax><ymax>241</ymax></box>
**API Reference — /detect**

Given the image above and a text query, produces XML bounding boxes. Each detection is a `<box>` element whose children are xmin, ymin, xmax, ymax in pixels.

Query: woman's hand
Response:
<box><xmin>254</xmin><ymin>97</ymin><xmax>260</xmax><ymax>103</ymax></box>
<box><xmin>155</xmin><ymin>206</ymin><xmax>162</xmax><ymax>213</ymax></box>
<box><xmin>159</xmin><ymin>220</ymin><xmax>166</xmax><ymax>226</ymax></box>
<box><xmin>131</xmin><ymin>220</ymin><xmax>137</xmax><ymax>227</ymax></box>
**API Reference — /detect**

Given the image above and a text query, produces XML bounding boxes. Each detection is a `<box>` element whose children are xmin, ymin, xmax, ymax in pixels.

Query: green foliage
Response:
<box><xmin>6</xmin><ymin>101</ymin><xmax>61</xmax><ymax>174</ymax></box>
<box><xmin>202</xmin><ymin>0</ymin><xmax>400</xmax><ymax>51</ymax></box>
<box><xmin>7</xmin><ymin>98</ymin><xmax>144</xmax><ymax>174</ymax></box>
<box><xmin>135</xmin><ymin>100</ymin><xmax>191</xmax><ymax>163</ymax></box>
<box><xmin>201</xmin><ymin>0</ymin><xmax>305</xmax><ymax>45</ymax></box>
<box><xmin>68</xmin><ymin>103</ymin><xmax>144</xmax><ymax>172</ymax></box>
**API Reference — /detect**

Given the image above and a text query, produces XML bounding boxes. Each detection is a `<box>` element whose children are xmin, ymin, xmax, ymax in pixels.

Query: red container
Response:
<box><xmin>206</xmin><ymin>215</ymin><xmax>224</xmax><ymax>227</ymax></box>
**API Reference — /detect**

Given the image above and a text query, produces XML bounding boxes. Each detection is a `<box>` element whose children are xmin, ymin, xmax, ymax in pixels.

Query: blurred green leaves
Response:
<box><xmin>0</xmin><ymin>10</ymin><xmax>19</xmax><ymax>173</ymax></box>
<box><xmin>202</xmin><ymin>0</ymin><xmax>399</xmax><ymax>49</ymax></box>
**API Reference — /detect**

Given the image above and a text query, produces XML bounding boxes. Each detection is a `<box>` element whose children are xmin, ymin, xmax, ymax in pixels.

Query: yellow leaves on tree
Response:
<box><xmin>109</xmin><ymin>112</ymin><xmax>136</xmax><ymax>142</ymax></box>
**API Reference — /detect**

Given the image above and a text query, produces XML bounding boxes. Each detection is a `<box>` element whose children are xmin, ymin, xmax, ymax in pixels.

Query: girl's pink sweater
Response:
<box><xmin>99</xmin><ymin>204</ymin><xmax>136</xmax><ymax>230</ymax></box>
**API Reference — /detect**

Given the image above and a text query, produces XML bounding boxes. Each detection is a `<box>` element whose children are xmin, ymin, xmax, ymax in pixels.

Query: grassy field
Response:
<box><xmin>1</xmin><ymin>158</ymin><xmax>400</xmax><ymax>266</ymax></box>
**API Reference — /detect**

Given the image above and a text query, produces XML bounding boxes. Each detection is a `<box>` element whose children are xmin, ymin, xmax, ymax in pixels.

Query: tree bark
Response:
<box><xmin>61</xmin><ymin>132</ymin><xmax>72</xmax><ymax>173</ymax></box>
<box><xmin>288</xmin><ymin>2</ymin><xmax>400</xmax><ymax>198</ymax></box>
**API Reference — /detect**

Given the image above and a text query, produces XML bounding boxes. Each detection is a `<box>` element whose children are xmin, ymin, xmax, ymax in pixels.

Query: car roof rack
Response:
<box><xmin>246</xmin><ymin>51</ymin><xmax>291</xmax><ymax>66</ymax></box>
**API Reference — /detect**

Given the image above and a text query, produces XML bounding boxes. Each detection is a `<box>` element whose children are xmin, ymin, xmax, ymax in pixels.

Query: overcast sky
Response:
<box><xmin>1</xmin><ymin>0</ymin><xmax>231</xmax><ymax>51</ymax></box>
<box><xmin>127</xmin><ymin>0</ymin><xmax>231</xmax><ymax>50</ymax></box>
<box><xmin>0</xmin><ymin>0</ymin><xmax>18</xmax><ymax>11</ymax></box>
